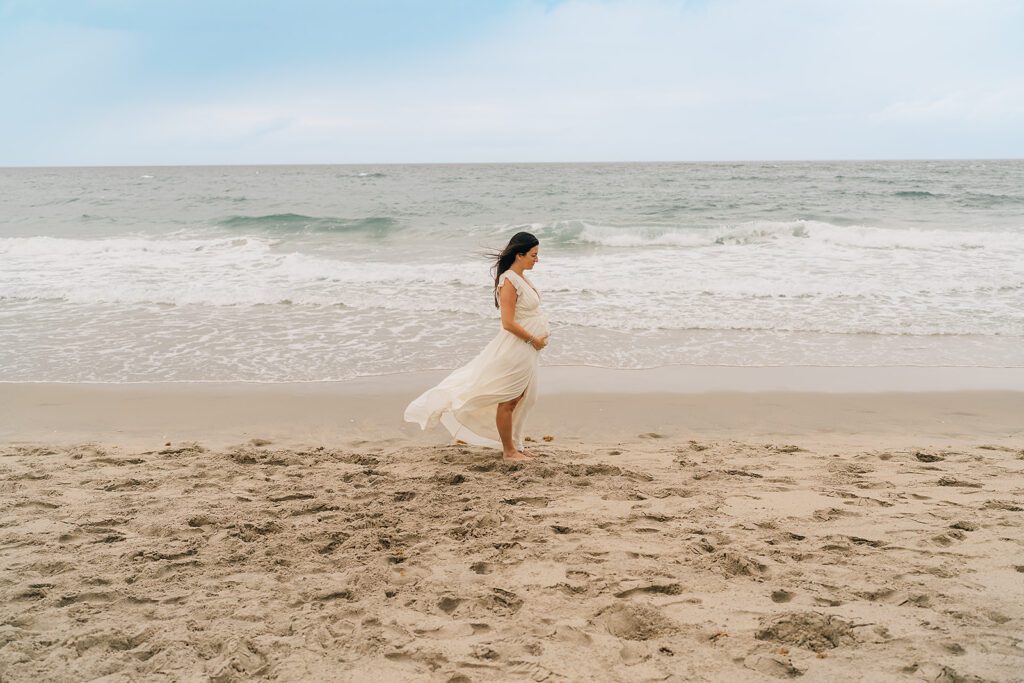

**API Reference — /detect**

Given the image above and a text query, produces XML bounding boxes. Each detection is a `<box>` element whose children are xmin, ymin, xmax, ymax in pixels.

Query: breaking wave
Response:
<box><xmin>523</xmin><ymin>219</ymin><xmax>1024</xmax><ymax>251</ymax></box>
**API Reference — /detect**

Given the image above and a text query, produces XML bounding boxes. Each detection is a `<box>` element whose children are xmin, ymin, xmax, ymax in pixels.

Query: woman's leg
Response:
<box><xmin>511</xmin><ymin>381</ymin><xmax>538</xmax><ymax>458</ymax></box>
<box><xmin>496</xmin><ymin>394</ymin><xmax>527</xmax><ymax>460</ymax></box>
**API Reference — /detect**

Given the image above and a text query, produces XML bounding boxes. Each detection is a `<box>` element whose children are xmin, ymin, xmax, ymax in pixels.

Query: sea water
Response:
<box><xmin>1</xmin><ymin>161</ymin><xmax>1022</xmax><ymax>382</ymax></box>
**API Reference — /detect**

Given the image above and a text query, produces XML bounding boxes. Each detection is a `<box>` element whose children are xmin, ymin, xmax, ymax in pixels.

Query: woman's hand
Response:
<box><xmin>531</xmin><ymin>335</ymin><xmax>549</xmax><ymax>350</ymax></box>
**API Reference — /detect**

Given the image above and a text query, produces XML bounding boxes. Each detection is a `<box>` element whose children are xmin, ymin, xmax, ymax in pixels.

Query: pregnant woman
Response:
<box><xmin>404</xmin><ymin>232</ymin><xmax>550</xmax><ymax>461</ymax></box>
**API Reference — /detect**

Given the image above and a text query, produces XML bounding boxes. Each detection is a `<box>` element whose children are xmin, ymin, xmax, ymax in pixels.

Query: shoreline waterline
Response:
<box><xmin>3</xmin><ymin>364</ymin><xmax>1024</xmax><ymax>392</ymax></box>
<box><xmin>4</xmin><ymin>367</ymin><xmax>1022</xmax><ymax>451</ymax></box>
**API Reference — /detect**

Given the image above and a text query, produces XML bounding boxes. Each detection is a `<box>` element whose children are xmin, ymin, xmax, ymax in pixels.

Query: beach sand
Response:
<box><xmin>1</xmin><ymin>369</ymin><xmax>1023</xmax><ymax>681</ymax></box>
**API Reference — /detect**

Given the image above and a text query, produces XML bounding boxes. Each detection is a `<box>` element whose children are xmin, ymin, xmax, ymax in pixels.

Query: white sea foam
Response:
<box><xmin>2</xmin><ymin>226</ymin><xmax>1022</xmax><ymax>338</ymax></box>
<box><xmin>564</xmin><ymin>219</ymin><xmax>1024</xmax><ymax>251</ymax></box>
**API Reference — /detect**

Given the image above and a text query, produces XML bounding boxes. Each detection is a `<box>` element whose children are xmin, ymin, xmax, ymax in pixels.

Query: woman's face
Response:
<box><xmin>518</xmin><ymin>245</ymin><xmax>540</xmax><ymax>270</ymax></box>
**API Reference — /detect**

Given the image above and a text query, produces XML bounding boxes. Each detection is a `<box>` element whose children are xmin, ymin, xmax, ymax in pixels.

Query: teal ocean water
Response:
<box><xmin>2</xmin><ymin>161</ymin><xmax>1023</xmax><ymax>382</ymax></box>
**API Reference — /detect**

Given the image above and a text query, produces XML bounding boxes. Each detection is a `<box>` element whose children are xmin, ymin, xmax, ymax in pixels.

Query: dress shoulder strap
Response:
<box><xmin>498</xmin><ymin>269</ymin><xmax>524</xmax><ymax>295</ymax></box>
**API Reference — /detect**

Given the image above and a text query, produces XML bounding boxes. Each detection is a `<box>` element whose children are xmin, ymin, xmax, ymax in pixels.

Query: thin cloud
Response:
<box><xmin>872</xmin><ymin>84</ymin><xmax>1024</xmax><ymax>124</ymax></box>
<box><xmin>3</xmin><ymin>0</ymin><xmax>1023</xmax><ymax>164</ymax></box>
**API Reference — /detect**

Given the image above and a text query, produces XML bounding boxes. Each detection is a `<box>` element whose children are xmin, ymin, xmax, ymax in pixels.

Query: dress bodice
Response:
<box><xmin>498</xmin><ymin>270</ymin><xmax>549</xmax><ymax>337</ymax></box>
<box><xmin>498</xmin><ymin>270</ymin><xmax>543</xmax><ymax>318</ymax></box>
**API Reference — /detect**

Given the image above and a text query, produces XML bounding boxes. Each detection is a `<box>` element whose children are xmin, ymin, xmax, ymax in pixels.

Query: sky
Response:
<box><xmin>1</xmin><ymin>0</ymin><xmax>1022</xmax><ymax>166</ymax></box>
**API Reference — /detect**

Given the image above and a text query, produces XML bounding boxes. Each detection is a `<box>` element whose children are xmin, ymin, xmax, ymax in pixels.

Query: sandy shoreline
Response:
<box><xmin>2</xmin><ymin>369</ymin><xmax>1023</xmax><ymax>680</ymax></box>
<box><xmin>3</xmin><ymin>365</ymin><xmax>1024</xmax><ymax>450</ymax></box>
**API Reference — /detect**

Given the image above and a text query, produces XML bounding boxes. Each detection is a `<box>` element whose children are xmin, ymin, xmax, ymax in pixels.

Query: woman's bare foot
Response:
<box><xmin>503</xmin><ymin>450</ymin><xmax>530</xmax><ymax>461</ymax></box>
<box><xmin>520</xmin><ymin>448</ymin><xmax>538</xmax><ymax>459</ymax></box>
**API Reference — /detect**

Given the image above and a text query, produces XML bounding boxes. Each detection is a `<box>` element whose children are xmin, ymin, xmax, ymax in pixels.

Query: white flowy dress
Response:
<box><xmin>404</xmin><ymin>269</ymin><xmax>550</xmax><ymax>450</ymax></box>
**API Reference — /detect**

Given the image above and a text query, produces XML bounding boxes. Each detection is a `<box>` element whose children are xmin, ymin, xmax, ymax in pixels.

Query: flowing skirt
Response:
<box><xmin>404</xmin><ymin>316</ymin><xmax>548</xmax><ymax>449</ymax></box>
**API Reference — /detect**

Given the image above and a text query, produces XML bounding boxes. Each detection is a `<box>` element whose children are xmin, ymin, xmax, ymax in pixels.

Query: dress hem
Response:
<box><xmin>439</xmin><ymin>411</ymin><xmax>503</xmax><ymax>449</ymax></box>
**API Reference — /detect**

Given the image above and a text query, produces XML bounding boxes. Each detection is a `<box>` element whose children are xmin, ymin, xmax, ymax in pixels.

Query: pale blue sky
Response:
<box><xmin>1</xmin><ymin>0</ymin><xmax>1022</xmax><ymax>165</ymax></box>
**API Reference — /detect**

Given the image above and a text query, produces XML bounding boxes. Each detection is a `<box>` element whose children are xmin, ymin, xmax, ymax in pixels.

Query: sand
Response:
<box><xmin>1</xmin><ymin>371</ymin><xmax>1023</xmax><ymax>681</ymax></box>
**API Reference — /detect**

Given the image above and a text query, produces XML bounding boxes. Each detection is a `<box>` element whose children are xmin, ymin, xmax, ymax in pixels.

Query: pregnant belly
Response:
<box><xmin>521</xmin><ymin>314</ymin><xmax>550</xmax><ymax>337</ymax></box>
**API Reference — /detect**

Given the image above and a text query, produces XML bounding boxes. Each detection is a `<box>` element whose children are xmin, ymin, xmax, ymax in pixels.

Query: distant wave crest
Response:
<box><xmin>893</xmin><ymin>190</ymin><xmax>943</xmax><ymax>199</ymax></box>
<box><xmin>218</xmin><ymin>213</ymin><xmax>400</xmax><ymax>234</ymax></box>
<box><xmin>522</xmin><ymin>219</ymin><xmax>1024</xmax><ymax>252</ymax></box>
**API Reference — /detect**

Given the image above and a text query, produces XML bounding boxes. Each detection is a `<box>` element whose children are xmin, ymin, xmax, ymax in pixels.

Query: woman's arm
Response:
<box><xmin>499</xmin><ymin>280</ymin><xmax>547</xmax><ymax>348</ymax></box>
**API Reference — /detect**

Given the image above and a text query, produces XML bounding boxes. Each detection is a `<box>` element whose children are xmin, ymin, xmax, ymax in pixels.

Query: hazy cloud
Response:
<box><xmin>2</xmin><ymin>0</ymin><xmax>1022</xmax><ymax>164</ymax></box>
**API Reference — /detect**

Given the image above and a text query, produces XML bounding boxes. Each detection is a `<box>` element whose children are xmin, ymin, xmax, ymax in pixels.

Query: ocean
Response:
<box><xmin>2</xmin><ymin>160</ymin><xmax>1022</xmax><ymax>382</ymax></box>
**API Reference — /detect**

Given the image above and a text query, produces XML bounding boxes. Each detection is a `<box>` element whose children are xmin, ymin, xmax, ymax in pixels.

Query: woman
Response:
<box><xmin>404</xmin><ymin>232</ymin><xmax>550</xmax><ymax>461</ymax></box>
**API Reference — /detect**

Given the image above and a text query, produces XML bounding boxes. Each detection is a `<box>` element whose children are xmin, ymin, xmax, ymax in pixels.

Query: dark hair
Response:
<box><xmin>489</xmin><ymin>231</ymin><xmax>539</xmax><ymax>308</ymax></box>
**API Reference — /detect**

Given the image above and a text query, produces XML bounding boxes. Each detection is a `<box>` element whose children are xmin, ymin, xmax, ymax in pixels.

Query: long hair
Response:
<box><xmin>488</xmin><ymin>231</ymin><xmax>539</xmax><ymax>308</ymax></box>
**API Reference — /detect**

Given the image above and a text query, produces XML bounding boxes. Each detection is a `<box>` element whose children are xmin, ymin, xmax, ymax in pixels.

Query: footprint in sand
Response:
<box><xmin>187</xmin><ymin>515</ymin><xmax>215</xmax><ymax>527</ymax></box>
<box><xmin>438</xmin><ymin>596</ymin><xmax>462</xmax><ymax>613</ymax></box>
<box><xmin>317</xmin><ymin>532</ymin><xmax>349</xmax><ymax>555</ymax></box>
<box><xmin>614</xmin><ymin>583</ymin><xmax>683</xmax><ymax>599</ymax></box>
<box><xmin>14</xmin><ymin>586</ymin><xmax>49</xmax><ymax>601</ymax></box>
<box><xmin>915</xmin><ymin>451</ymin><xmax>945</xmax><ymax>463</ymax></box>
<box><xmin>14</xmin><ymin>500</ymin><xmax>59</xmax><ymax>510</ymax></box>
<box><xmin>744</xmin><ymin>654</ymin><xmax>804</xmax><ymax>679</ymax></box>
<box><xmin>984</xmin><ymin>500</ymin><xmax>1022</xmax><ymax>511</ymax></box>
<box><xmin>101</xmin><ymin>478</ymin><xmax>156</xmax><ymax>492</ymax></box>
<box><xmin>482</xmin><ymin>588</ymin><xmax>523</xmax><ymax>615</ymax></box>
<box><xmin>620</xmin><ymin>640</ymin><xmax>650</xmax><ymax>665</ymax></box>
<box><xmin>56</xmin><ymin>592</ymin><xmax>116</xmax><ymax>607</ymax></box>
<box><xmin>267</xmin><ymin>492</ymin><xmax>315</xmax><ymax>502</ymax></box>
<box><xmin>501</xmin><ymin>496</ymin><xmax>549</xmax><ymax>508</ymax></box>
<box><xmin>765</xmin><ymin>444</ymin><xmax>805</xmax><ymax>453</ymax></box>
<box><xmin>554</xmin><ymin>624</ymin><xmax>592</xmax><ymax>645</ymax></box>
<box><xmin>598</xmin><ymin>602</ymin><xmax>675</xmax><ymax>641</ymax></box>
<box><xmin>976</xmin><ymin>444</ymin><xmax>1018</xmax><ymax>452</ymax></box>
<box><xmin>91</xmin><ymin>456</ymin><xmax>145</xmax><ymax>466</ymax></box>
<box><xmin>205</xmin><ymin>638</ymin><xmax>268</xmax><ymax>680</ymax></box>
<box><xmin>931</xmin><ymin>530</ymin><xmax>966</xmax><ymax>547</ymax></box>
<box><xmin>755</xmin><ymin>612</ymin><xmax>858</xmax><ymax>652</ymax></box>
<box><xmin>937</xmin><ymin>476</ymin><xmax>982</xmax><ymax>488</ymax></box>
<box><xmin>904</xmin><ymin>664</ymin><xmax>978</xmax><ymax>682</ymax></box>
<box><xmin>715</xmin><ymin>551</ymin><xmax>769</xmax><ymax>578</ymax></box>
